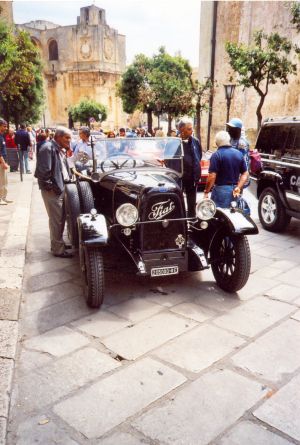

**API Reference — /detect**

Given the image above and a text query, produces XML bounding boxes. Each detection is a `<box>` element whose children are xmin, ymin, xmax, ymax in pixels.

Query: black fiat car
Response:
<box><xmin>64</xmin><ymin>137</ymin><xmax>258</xmax><ymax>308</ymax></box>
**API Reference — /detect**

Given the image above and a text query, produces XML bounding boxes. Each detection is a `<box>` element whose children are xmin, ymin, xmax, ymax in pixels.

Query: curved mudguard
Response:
<box><xmin>215</xmin><ymin>208</ymin><xmax>258</xmax><ymax>235</ymax></box>
<box><xmin>78</xmin><ymin>213</ymin><xmax>109</xmax><ymax>246</ymax></box>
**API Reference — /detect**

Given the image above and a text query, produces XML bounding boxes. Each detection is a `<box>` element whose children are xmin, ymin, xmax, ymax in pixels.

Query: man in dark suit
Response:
<box><xmin>35</xmin><ymin>126</ymin><xmax>73</xmax><ymax>258</ymax></box>
<box><xmin>178</xmin><ymin>119</ymin><xmax>202</xmax><ymax>217</ymax></box>
<box><xmin>15</xmin><ymin>123</ymin><xmax>32</xmax><ymax>174</ymax></box>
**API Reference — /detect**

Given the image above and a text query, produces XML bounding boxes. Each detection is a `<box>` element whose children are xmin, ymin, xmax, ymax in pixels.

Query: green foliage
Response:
<box><xmin>69</xmin><ymin>99</ymin><xmax>107</xmax><ymax>126</ymax></box>
<box><xmin>0</xmin><ymin>22</ymin><xmax>44</xmax><ymax>125</ymax></box>
<box><xmin>225</xmin><ymin>30</ymin><xmax>297</xmax><ymax>128</ymax></box>
<box><xmin>117</xmin><ymin>47</ymin><xmax>194</xmax><ymax>132</ymax></box>
<box><xmin>291</xmin><ymin>1</ymin><xmax>300</xmax><ymax>32</ymax></box>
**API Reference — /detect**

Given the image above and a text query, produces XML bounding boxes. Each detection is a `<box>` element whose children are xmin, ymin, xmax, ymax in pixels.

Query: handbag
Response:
<box><xmin>235</xmin><ymin>195</ymin><xmax>251</xmax><ymax>215</ymax></box>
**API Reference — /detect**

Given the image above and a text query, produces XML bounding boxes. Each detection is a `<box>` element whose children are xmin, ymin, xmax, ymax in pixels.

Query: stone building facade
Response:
<box><xmin>16</xmin><ymin>5</ymin><xmax>127</xmax><ymax>129</ymax></box>
<box><xmin>199</xmin><ymin>1</ymin><xmax>300</xmax><ymax>149</ymax></box>
<box><xmin>0</xmin><ymin>1</ymin><xmax>13</xmax><ymax>23</ymax></box>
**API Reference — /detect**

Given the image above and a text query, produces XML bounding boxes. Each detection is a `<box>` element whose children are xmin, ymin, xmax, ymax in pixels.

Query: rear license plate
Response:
<box><xmin>151</xmin><ymin>266</ymin><xmax>179</xmax><ymax>277</ymax></box>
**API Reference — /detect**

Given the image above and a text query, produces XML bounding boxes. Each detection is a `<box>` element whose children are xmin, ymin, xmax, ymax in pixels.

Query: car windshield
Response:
<box><xmin>75</xmin><ymin>137</ymin><xmax>183</xmax><ymax>175</ymax></box>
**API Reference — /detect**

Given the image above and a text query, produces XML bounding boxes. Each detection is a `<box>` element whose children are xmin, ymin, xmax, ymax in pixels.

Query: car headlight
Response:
<box><xmin>116</xmin><ymin>203</ymin><xmax>138</xmax><ymax>227</ymax></box>
<box><xmin>196</xmin><ymin>198</ymin><xmax>216</xmax><ymax>220</ymax></box>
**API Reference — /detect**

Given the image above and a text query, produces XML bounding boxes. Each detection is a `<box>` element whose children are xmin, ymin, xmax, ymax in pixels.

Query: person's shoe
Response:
<box><xmin>26</xmin><ymin>171</ymin><xmax>32</xmax><ymax>174</ymax></box>
<box><xmin>54</xmin><ymin>251</ymin><xmax>74</xmax><ymax>258</ymax></box>
<box><xmin>2</xmin><ymin>198</ymin><xmax>13</xmax><ymax>204</ymax></box>
<box><xmin>64</xmin><ymin>243</ymin><xmax>73</xmax><ymax>250</ymax></box>
<box><xmin>0</xmin><ymin>199</ymin><xmax>8</xmax><ymax>205</ymax></box>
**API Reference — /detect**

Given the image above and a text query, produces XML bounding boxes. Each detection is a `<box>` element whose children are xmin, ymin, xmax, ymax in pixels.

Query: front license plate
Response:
<box><xmin>151</xmin><ymin>266</ymin><xmax>179</xmax><ymax>277</ymax></box>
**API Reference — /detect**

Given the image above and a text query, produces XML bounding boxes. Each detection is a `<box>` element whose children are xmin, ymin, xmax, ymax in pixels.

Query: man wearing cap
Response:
<box><xmin>226</xmin><ymin>117</ymin><xmax>250</xmax><ymax>173</ymax></box>
<box><xmin>0</xmin><ymin>118</ymin><xmax>13</xmax><ymax>205</ymax></box>
<box><xmin>204</xmin><ymin>130</ymin><xmax>249</xmax><ymax>208</ymax></box>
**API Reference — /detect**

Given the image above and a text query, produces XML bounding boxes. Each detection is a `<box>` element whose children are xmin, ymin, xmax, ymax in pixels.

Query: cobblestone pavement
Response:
<box><xmin>3</xmin><ymin>180</ymin><xmax>300</xmax><ymax>445</ymax></box>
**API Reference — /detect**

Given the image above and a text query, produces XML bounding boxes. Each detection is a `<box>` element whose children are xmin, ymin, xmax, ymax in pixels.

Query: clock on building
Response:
<box><xmin>80</xmin><ymin>42</ymin><xmax>91</xmax><ymax>59</ymax></box>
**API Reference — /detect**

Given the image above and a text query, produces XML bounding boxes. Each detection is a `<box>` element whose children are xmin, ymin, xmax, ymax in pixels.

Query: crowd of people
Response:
<box><xmin>0</xmin><ymin>116</ymin><xmax>251</xmax><ymax>254</ymax></box>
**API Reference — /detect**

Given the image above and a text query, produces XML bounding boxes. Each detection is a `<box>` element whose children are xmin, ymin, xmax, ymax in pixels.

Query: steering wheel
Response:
<box><xmin>100</xmin><ymin>153</ymin><xmax>136</xmax><ymax>172</ymax></box>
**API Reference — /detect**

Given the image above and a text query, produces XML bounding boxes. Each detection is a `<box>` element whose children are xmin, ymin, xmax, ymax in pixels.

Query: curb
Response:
<box><xmin>0</xmin><ymin>172</ymin><xmax>34</xmax><ymax>444</ymax></box>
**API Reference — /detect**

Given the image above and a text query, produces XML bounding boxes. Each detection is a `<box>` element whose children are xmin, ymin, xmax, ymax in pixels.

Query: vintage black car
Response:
<box><xmin>64</xmin><ymin>137</ymin><xmax>258</xmax><ymax>308</ymax></box>
<box><xmin>251</xmin><ymin>117</ymin><xmax>300</xmax><ymax>232</ymax></box>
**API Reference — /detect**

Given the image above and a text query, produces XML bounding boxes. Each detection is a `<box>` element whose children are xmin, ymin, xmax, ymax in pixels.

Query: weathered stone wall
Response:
<box><xmin>199</xmin><ymin>1</ymin><xmax>300</xmax><ymax>149</ymax></box>
<box><xmin>16</xmin><ymin>5</ymin><xmax>127</xmax><ymax>129</ymax></box>
<box><xmin>0</xmin><ymin>1</ymin><xmax>13</xmax><ymax>24</ymax></box>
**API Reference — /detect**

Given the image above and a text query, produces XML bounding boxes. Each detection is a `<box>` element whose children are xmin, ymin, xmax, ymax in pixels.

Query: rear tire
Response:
<box><xmin>84</xmin><ymin>247</ymin><xmax>104</xmax><ymax>308</ymax></box>
<box><xmin>258</xmin><ymin>187</ymin><xmax>290</xmax><ymax>232</ymax></box>
<box><xmin>64</xmin><ymin>184</ymin><xmax>80</xmax><ymax>248</ymax></box>
<box><xmin>211</xmin><ymin>232</ymin><xmax>251</xmax><ymax>292</ymax></box>
<box><xmin>77</xmin><ymin>181</ymin><xmax>94</xmax><ymax>213</ymax></box>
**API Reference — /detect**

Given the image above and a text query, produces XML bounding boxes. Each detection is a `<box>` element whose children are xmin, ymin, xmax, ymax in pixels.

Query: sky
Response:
<box><xmin>12</xmin><ymin>0</ymin><xmax>201</xmax><ymax>67</ymax></box>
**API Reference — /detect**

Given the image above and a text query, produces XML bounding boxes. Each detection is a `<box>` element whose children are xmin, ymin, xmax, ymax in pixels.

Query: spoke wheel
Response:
<box><xmin>258</xmin><ymin>187</ymin><xmax>290</xmax><ymax>232</ymax></box>
<box><xmin>83</xmin><ymin>247</ymin><xmax>104</xmax><ymax>308</ymax></box>
<box><xmin>211</xmin><ymin>232</ymin><xmax>251</xmax><ymax>292</ymax></box>
<box><xmin>100</xmin><ymin>154</ymin><xmax>136</xmax><ymax>172</ymax></box>
<box><xmin>64</xmin><ymin>184</ymin><xmax>80</xmax><ymax>248</ymax></box>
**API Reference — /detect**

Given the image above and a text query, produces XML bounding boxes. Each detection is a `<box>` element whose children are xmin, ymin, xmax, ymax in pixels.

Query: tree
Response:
<box><xmin>291</xmin><ymin>1</ymin><xmax>300</xmax><ymax>32</ymax></box>
<box><xmin>226</xmin><ymin>30</ymin><xmax>297</xmax><ymax>129</ymax></box>
<box><xmin>117</xmin><ymin>54</ymin><xmax>155</xmax><ymax>133</ymax></box>
<box><xmin>0</xmin><ymin>23</ymin><xmax>44</xmax><ymax>126</ymax></box>
<box><xmin>189</xmin><ymin>77</ymin><xmax>212</xmax><ymax>141</ymax></box>
<box><xmin>69</xmin><ymin>99</ymin><xmax>107</xmax><ymax>127</ymax></box>
<box><xmin>150</xmin><ymin>47</ymin><xmax>193</xmax><ymax>134</ymax></box>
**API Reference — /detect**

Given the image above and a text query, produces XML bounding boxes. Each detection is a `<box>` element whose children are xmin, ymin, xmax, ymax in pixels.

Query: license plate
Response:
<box><xmin>151</xmin><ymin>266</ymin><xmax>179</xmax><ymax>277</ymax></box>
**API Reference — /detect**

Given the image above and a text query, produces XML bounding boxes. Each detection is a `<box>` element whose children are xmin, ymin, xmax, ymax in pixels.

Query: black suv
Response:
<box><xmin>252</xmin><ymin>117</ymin><xmax>300</xmax><ymax>232</ymax></box>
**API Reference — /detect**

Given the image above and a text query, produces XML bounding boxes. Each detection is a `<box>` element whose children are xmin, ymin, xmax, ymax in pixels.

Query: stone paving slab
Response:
<box><xmin>0</xmin><ymin>251</ymin><xmax>25</xmax><ymax>269</ymax></box>
<box><xmin>133</xmin><ymin>369</ymin><xmax>268</xmax><ymax>445</ymax></box>
<box><xmin>153</xmin><ymin>324</ymin><xmax>245</xmax><ymax>373</ymax></box>
<box><xmin>11</xmin><ymin>415</ymin><xmax>79</xmax><ymax>445</ymax></box>
<box><xmin>216</xmin><ymin>420</ymin><xmax>294</xmax><ymax>445</ymax></box>
<box><xmin>254</xmin><ymin>372</ymin><xmax>300</xmax><ymax>441</ymax></box>
<box><xmin>97</xmin><ymin>432</ymin><xmax>149</xmax><ymax>445</ymax></box>
<box><xmin>107</xmin><ymin>297</ymin><xmax>163</xmax><ymax>323</ymax></box>
<box><xmin>170</xmin><ymin>301</ymin><xmax>216</xmax><ymax>322</ymax></box>
<box><xmin>22</xmin><ymin>281</ymin><xmax>83</xmax><ymax>315</ymax></box>
<box><xmin>23</xmin><ymin>269</ymin><xmax>73</xmax><ymax>293</ymax></box>
<box><xmin>21</xmin><ymin>295</ymin><xmax>92</xmax><ymax>338</ymax></box>
<box><xmin>231</xmin><ymin>319</ymin><xmax>300</xmax><ymax>383</ymax></box>
<box><xmin>0</xmin><ymin>290</ymin><xmax>21</xmax><ymax>321</ymax></box>
<box><xmin>23</xmin><ymin>326</ymin><xmax>90</xmax><ymax>357</ymax></box>
<box><xmin>291</xmin><ymin>310</ymin><xmax>300</xmax><ymax>321</ymax></box>
<box><xmin>0</xmin><ymin>268</ymin><xmax>23</xmax><ymax>290</ymax></box>
<box><xmin>0</xmin><ymin>359</ymin><xmax>14</xmax><ymax>418</ymax></box>
<box><xmin>71</xmin><ymin>310</ymin><xmax>131</xmax><ymax>338</ymax></box>
<box><xmin>54</xmin><ymin>357</ymin><xmax>186</xmax><ymax>439</ymax></box>
<box><xmin>101</xmin><ymin>312</ymin><xmax>197</xmax><ymax>360</ymax></box>
<box><xmin>16</xmin><ymin>347</ymin><xmax>121</xmax><ymax>413</ymax></box>
<box><xmin>0</xmin><ymin>417</ymin><xmax>7</xmax><ymax>445</ymax></box>
<box><xmin>213</xmin><ymin>296</ymin><xmax>294</xmax><ymax>337</ymax></box>
<box><xmin>264</xmin><ymin>283</ymin><xmax>300</xmax><ymax>302</ymax></box>
<box><xmin>0</xmin><ymin>321</ymin><xmax>18</xmax><ymax>359</ymax></box>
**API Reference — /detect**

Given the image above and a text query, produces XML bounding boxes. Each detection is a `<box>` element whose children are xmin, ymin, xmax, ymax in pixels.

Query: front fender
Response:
<box><xmin>214</xmin><ymin>208</ymin><xmax>258</xmax><ymax>235</ymax></box>
<box><xmin>78</xmin><ymin>213</ymin><xmax>109</xmax><ymax>246</ymax></box>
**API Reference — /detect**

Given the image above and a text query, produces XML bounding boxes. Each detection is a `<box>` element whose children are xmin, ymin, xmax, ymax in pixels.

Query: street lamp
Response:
<box><xmin>224</xmin><ymin>84</ymin><xmax>236</xmax><ymax>124</ymax></box>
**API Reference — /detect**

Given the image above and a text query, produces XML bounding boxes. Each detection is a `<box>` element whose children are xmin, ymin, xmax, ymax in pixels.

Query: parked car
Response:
<box><xmin>64</xmin><ymin>137</ymin><xmax>258</xmax><ymax>308</ymax></box>
<box><xmin>251</xmin><ymin>116</ymin><xmax>300</xmax><ymax>232</ymax></box>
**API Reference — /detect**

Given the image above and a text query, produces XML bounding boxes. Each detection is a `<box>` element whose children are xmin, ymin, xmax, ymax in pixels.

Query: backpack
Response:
<box><xmin>250</xmin><ymin>150</ymin><xmax>262</xmax><ymax>174</ymax></box>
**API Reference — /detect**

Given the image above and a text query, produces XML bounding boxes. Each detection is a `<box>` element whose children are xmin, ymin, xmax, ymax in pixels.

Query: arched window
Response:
<box><xmin>48</xmin><ymin>40</ymin><xmax>58</xmax><ymax>61</ymax></box>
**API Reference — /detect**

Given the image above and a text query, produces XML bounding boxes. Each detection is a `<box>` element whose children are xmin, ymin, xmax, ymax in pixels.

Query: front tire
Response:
<box><xmin>211</xmin><ymin>232</ymin><xmax>251</xmax><ymax>292</ymax></box>
<box><xmin>258</xmin><ymin>187</ymin><xmax>290</xmax><ymax>232</ymax></box>
<box><xmin>83</xmin><ymin>247</ymin><xmax>104</xmax><ymax>308</ymax></box>
<box><xmin>77</xmin><ymin>181</ymin><xmax>94</xmax><ymax>213</ymax></box>
<box><xmin>64</xmin><ymin>184</ymin><xmax>80</xmax><ymax>248</ymax></box>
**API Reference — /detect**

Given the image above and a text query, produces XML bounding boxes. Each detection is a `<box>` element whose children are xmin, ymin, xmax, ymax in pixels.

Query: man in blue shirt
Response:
<box><xmin>204</xmin><ymin>131</ymin><xmax>248</xmax><ymax>208</ymax></box>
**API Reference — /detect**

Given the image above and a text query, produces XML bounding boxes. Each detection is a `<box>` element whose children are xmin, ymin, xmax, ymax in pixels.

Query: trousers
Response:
<box><xmin>182</xmin><ymin>179</ymin><xmax>197</xmax><ymax>217</ymax></box>
<box><xmin>0</xmin><ymin>165</ymin><xmax>8</xmax><ymax>199</ymax></box>
<box><xmin>41</xmin><ymin>189</ymin><xmax>66</xmax><ymax>255</ymax></box>
<box><xmin>19</xmin><ymin>149</ymin><xmax>30</xmax><ymax>173</ymax></box>
<box><xmin>211</xmin><ymin>185</ymin><xmax>235</xmax><ymax>208</ymax></box>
